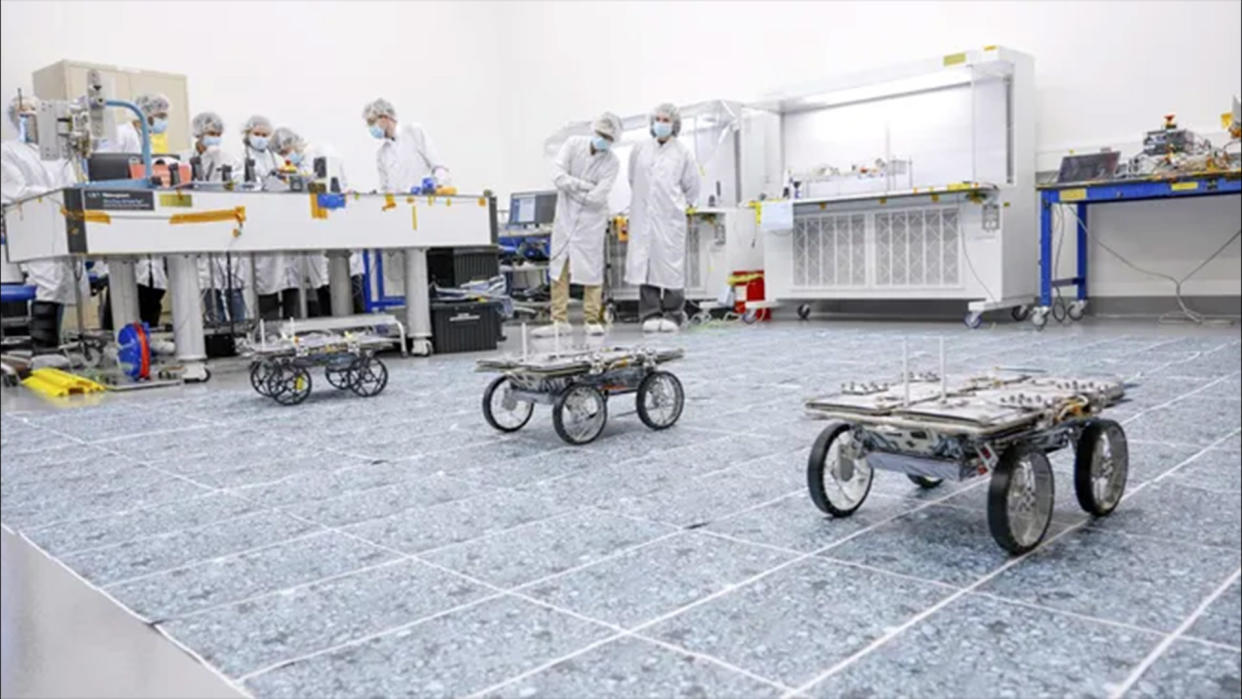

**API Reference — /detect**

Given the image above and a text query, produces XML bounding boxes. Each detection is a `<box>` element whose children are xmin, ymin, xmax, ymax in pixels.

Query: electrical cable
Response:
<box><xmin>1057</xmin><ymin>203</ymin><xmax>1239</xmax><ymax>326</ymax></box>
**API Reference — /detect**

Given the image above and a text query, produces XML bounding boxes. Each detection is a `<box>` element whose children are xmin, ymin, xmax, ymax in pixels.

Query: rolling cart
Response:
<box><xmin>477</xmin><ymin>346</ymin><xmax>685</xmax><ymax>445</ymax></box>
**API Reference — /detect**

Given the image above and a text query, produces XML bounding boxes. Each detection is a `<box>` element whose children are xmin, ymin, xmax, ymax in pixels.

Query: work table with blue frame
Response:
<box><xmin>1033</xmin><ymin>171</ymin><xmax>1241</xmax><ymax>329</ymax></box>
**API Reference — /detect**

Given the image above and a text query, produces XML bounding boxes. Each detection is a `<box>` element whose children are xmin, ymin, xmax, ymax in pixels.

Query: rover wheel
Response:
<box><xmin>482</xmin><ymin>375</ymin><xmax>534</xmax><ymax>432</ymax></box>
<box><xmin>348</xmin><ymin>355</ymin><xmax>388</xmax><ymax>397</ymax></box>
<box><xmin>1074</xmin><ymin>419</ymin><xmax>1128</xmax><ymax>516</ymax></box>
<box><xmin>807</xmin><ymin>422</ymin><xmax>873</xmax><ymax>517</ymax></box>
<box><xmin>553</xmin><ymin>384</ymin><xmax>607</xmax><ymax>445</ymax></box>
<box><xmin>636</xmin><ymin>371</ymin><xmax>684</xmax><ymax>430</ymax></box>
<box><xmin>269</xmin><ymin>364</ymin><xmax>313</xmax><ymax>406</ymax></box>
<box><xmin>987</xmin><ymin>445</ymin><xmax>1054</xmax><ymax>554</ymax></box>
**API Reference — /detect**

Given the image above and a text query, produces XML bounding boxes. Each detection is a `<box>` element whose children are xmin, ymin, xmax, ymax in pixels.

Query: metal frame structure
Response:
<box><xmin>249</xmin><ymin>334</ymin><xmax>393</xmax><ymax>406</ymax></box>
<box><xmin>1035</xmin><ymin>172</ymin><xmax>1242</xmax><ymax>328</ymax></box>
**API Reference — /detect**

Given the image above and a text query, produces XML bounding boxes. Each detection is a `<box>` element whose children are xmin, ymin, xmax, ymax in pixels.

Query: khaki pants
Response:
<box><xmin>551</xmin><ymin>259</ymin><xmax>602</xmax><ymax>323</ymax></box>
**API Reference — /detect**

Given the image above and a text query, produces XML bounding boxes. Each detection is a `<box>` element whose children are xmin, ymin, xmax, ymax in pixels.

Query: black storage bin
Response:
<box><xmin>427</xmin><ymin>246</ymin><xmax>499</xmax><ymax>288</ymax></box>
<box><xmin>431</xmin><ymin>299</ymin><xmax>501</xmax><ymax>354</ymax></box>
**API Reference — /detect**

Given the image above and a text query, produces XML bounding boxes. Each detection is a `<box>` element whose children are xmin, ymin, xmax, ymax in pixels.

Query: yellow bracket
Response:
<box><xmin>382</xmin><ymin>194</ymin><xmax>397</xmax><ymax>211</ymax></box>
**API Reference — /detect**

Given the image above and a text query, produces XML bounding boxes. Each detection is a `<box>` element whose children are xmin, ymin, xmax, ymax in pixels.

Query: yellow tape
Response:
<box><xmin>169</xmin><ymin>207</ymin><xmax>246</xmax><ymax>225</ymax></box>
<box><xmin>60</xmin><ymin>208</ymin><xmax>111</xmax><ymax>223</ymax></box>
<box><xmin>946</xmin><ymin>182</ymin><xmax>976</xmax><ymax>191</ymax></box>
<box><xmin>943</xmin><ymin>52</ymin><xmax>967</xmax><ymax>66</ymax></box>
<box><xmin>1222</xmin><ymin>112</ymin><xmax>1233</xmax><ymax>129</ymax></box>
<box><xmin>1170</xmin><ymin>181</ymin><xmax>1199</xmax><ymax>192</ymax></box>
<box><xmin>478</xmin><ymin>197</ymin><xmax>487</xmax><ymax>207</ymax></box>
<box><xmin>411</xmin><ymin>205</ymin><xmax>418</xmax><ymax>230</ymax></box>
<box><xmin>1059</xmin><ymin>188</ymin><xmax>1087</xmax><ymax>202</ymax></box>
<box><xmin>309</xmin><ymin>193</ymin><xmax>327</xmax><ymax>220</ymax></box>
<box><xmin>406</xmin><ymin>196</ymin><xmax>414</xmax><ymax>204</ymax></box>
<box><xmin>427</xmin><ymin>196</ymin><xmax>437</xmax><ymax>206</ymax></box>
<box><xmin>983</xmin><ymin>45</ymin><xmax>998</xmax><ymax>51</ymax></box>
<box><xmin>159</xmin><ymin>193</ymin><xmax>193</xmax><ymax>208</ymax></box>
<box><xmin>930</xmin><ymin>193</ymin><xmax>940</xmax><ymax>202</ymax></box>
<box><xmin>383</xmin><ymin>194</ymin><xmax>396</xmax><ymax>211</ymax></box>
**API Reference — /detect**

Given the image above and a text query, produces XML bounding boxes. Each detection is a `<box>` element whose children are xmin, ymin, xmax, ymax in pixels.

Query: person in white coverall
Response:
<box><xmin>626</xmin><ymin>102</ymin><xmax>700</xmax><ymax>333</ymax></box>
<box><xmin>183</xmin><ymin>111</ymin><xmax>246</xmax><ymax>325</ymax></box>
<box><xmin>270</xmin><ymin>126</ymin><xmax>364</xmax><ymax>316</ymax></box>
<box><xmin>535</xmin><ymin>111</ymin><xmax>622</xmax><ymax>338</ymax></box>
<box><xmin>242</xmin><ymin>114</ymin><xmax>300</xmax><ymax>320</ymax></box>
<box><xmin>362</xmin><ymin>98</ymin><xmax>451</xmax><ymax>310</ymax></box>
<box><xmin>1</xmin><ymin>95</ymin><xmax>84</xmax><ymax>349</ymax></box>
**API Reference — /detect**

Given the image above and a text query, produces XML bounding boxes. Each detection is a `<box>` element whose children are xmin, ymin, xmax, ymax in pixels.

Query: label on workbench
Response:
<box><xmin>1059</xmin><ymin>188</ymin><xmax>1087</xmax><ymax>202</ymax></box>
<box><xmin>1170</xmin><ymin>182</ymin><xmax>1199</xmax><ymax>192</ymax></box>
<box><xmin>84</xmin><ymin>190</ymin><xmax>155</xmax><ymax>211</ymax></box>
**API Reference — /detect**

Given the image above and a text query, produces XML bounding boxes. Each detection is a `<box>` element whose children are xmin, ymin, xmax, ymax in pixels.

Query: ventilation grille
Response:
<box><xmin>792</xmin><ymin>213</ymin><xmax>866</xmax><ymax>288</ymax></box>
<box><xmin>874</xmin><ymin>207</ymin><xmax>959</xmax><ymax>287</ymax></box>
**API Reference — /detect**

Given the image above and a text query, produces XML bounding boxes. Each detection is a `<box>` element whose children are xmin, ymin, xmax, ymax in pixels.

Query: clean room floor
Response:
<box><xmin>2</xmin><ymin>320</ymin><xmax>1240</xmax><ymax>698</ymax></box>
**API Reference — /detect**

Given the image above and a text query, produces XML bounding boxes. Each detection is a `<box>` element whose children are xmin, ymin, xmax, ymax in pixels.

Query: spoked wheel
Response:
<box><xmin>1074</xmin><ymin>419</ymin><xmax>1128</xmax><ymax>516</ymax></box>
<box><xmin>482</xmin><ymin>375</ymin><xmax>534</xmax><ymax>432</ymax></box>
<box><xmin>552</xmin><ymin>384</ymin><xmax>608</xmax><ymax>445</ymax></box>
<box><xmin>907</xmin><ymin>475</ymin><xmax>944</xmax><ymax>489</ymax></box>
<box><xmin>325</xmin><ymin>357</ymin><xmax>356</xmax><ymax>390</ymax></box>
<box><xmin>267</xmin><ymin>363</ymin><xmax>313</xmax><ymax>406</ymax></box>
<box><xmin>807</xmin><ymin>422</ymin><xmax>873</xmax><ymax>517</ymax></box>
<box><xmin>348</xmin><ymin>355</ymin><xmax>388</xmax><ymax>397</ymax></box>
<box><xmin>250</xmin><ymin>360</ymin><xmax>279</xmax><ymax>397</ymax></box>
<box><xmin>636</xmin><ymin>371</ymin><xmax>684</xmax><ymax>430</ymax></box>
<box><xmin>987</xmin><ymin>445</ymin><xmax>1055</xmax><ymax>554</ymax></box>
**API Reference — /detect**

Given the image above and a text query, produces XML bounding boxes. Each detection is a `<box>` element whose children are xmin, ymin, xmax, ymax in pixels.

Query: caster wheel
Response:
<box><xmin>552</xmin><ymin>384</ymin><xmax>607</xmax><ymax>445</ymax></box>
<box><xmin>987</xmin><ymin>444</ymin><xmax>1054</xmax><ymax>554</ymax></box>
<box><xmin>797</xmin><ymin>304</ymin><xmax>812</xmax><ymax>321</ymax></box>
<box><xmin>603</xmin><ymin>304</ymin><xmax>617</xmax><ymax>325</ymax></box>
<box><xmin>1074</xmin><ymin>419</ymin><xmax>1128</xmax><ymax>516</ymax></box>
<box><xmin>268</xmin><ymin>364</ymin><xmax>313</xmax><ymax>406</ymax></box>
<box><xmin>1011</xmin><ymin>305</ymin><xmax>1031</xmax><ymax>322</ymax></box>
<box><xmin>1067</xmin><ymin>302</ymin><xmax>1087</xmax><ymax>322</ymax></box>
<box><xmin>964</xmin><ymin>312</ymin><xmax>983</xmax><ymax>329</ymax></box>
<box><xmin>483</xmin><ymin>375</ymin><xmax>534</xmax><ymax>432</ymax></box>
<box><xmin>741</xmin><ymin>308</ymin><xmax>759</xmax><ymax>325</ymax></box>
<box><xmin>907</xmin><ymin>475</ymin><xmax>943</xmax><ymax>489</ymax></box>
<box><xmin>636</xmin><ymin>371</ymin><xmax>684</xmax><ymax>430</ymax></box>
<box><xmin>1031</xmin><ymin>310</ymin><xmax>1049</xmax><ymax>330</ymax></box>
<box><xmin>807</xmin><ymin>422</ymin><xmax>873</xmax><ymax>517</ymax></box>
<box><xmin>348</xmin><ymin>355</ymin><xmax>388</xmax><ymax>397</ymax></box>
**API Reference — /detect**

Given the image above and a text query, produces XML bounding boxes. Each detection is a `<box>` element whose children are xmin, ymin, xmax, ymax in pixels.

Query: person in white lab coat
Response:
<box><xmin>626</xmin><ymin>102</ymin><xmax>700</xmax><ymax>333</ymax></box>
<box><xmin>184</xmin><ymin>111</ymin><xmax>246</xmax><ymax>325</ymax></box>
<box><xmin>270</xmin><ymin>127</ymin><xmax>363</xmax><ymax>316</ymax></box>
<box><xmin>363</xmin><ymin>98</ymin><xmax>450</xmax><ymax>193</ymax></box>
<box><xmin>243</xmin><ymin>114</ymin><xmax>300</xmax><ymax>320</ymax></box>
<box><xmin>534</xmin><ymin>112</ymin><xmax>621</xmax><ymax>338</ymax></box>
<box><xmin>362</xmin><ymin>98</ymin><xmax>451</xmax><ymax>312</ymax></box>
<box><xmin>2</xmin><ymin>95</ymin><xmax>83</xmax><ymax>348</ymax></box>
<box><xmin>98</xmin><ymin>92</ymin><xmax>172</xmax><ymax>328</ymax></box>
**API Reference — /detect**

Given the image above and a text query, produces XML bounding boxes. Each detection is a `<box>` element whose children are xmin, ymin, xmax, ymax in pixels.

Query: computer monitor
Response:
<box><xmin>87</xmin><ymin>153</ymin><xmax>180</xmax><ymax>182</ymax></box>
<box><xmin>507</xmin><ymin>191</ymin><xmax>557</xmax><ymax>226</ymax></box>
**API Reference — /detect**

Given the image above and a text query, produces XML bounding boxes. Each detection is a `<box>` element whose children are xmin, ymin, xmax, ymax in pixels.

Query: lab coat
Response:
<box><xmin>549</xmin><ymin>136</ymin><xmax>619</xmax><ymax>286</ymax></box>
<box><xmin>625</xmin><ymin>137</ymin><xmax>700</xmax><ymax>290</ymax></box>
<box><xmin>375</xmin><ymin>122</ymin><xmax>448</xmax><ymax>193</ymax></box>
<box><xmin>248</xmin><ymin>144</ymin><xmax>298</xmax><ymax>295</ymax></box>
<box><xmin>181</xmin><ymin>145</ymin><xmax>247</xmax><ymax>291</ymax></box>
<box><xmin>99</xmin><ymin>121</ymin><xmax>167</xmax><ymax>288</ymax></box>
<box><xmin>1</xmin><ymin>140</ymin><xmax>86</xmax><ymax>305</ymax></box>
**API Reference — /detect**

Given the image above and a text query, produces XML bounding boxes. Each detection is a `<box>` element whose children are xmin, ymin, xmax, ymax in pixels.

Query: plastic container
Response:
<box><xmin>431</xmin><ymin>299</ymin><xmax>501</xmax><ymax>354</ymax></box>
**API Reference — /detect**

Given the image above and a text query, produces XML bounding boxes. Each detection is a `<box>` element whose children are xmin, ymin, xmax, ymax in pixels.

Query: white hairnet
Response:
<box><xmin>7</xmin><ymin>94</ymin><xmax>39</xmax><ymax>129</ymax></box>
<box><xmin>362</xmin><ymin>98</ymin><xmax>396</xmax><ymax>122</ymax></box>
<box><xmin>593</xmin><ymin>112</ymin><xmax>622</xmax><ymax>141</ymax></box>
<box><xmin>650</xmin><ymin>102</ymin><xmax>681</xmax><ymax>137</ymax></box>
<box><xmin>134</xmin><ymin>93</ymin><xmax>170</xmax><ymax>117</ymax></box>
<box><xmin>243</xmin><ymin>114</ymin><xmax>273</xmax><ymax>134</ymax></box>
<box><xmin>191</xmin><ymin>111</ymin><xmax>224</xmax><ymax>136</ymax></box>
<box><xmin>271</xmin><ymin>127</ymin><xmax>305</xmax><ymax>154</ymax></box>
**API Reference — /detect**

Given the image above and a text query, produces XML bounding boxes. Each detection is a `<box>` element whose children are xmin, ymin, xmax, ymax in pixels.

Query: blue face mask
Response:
<box><xmin>287</xmin><ymin>151</ymin><xmax>304</xmax><ymax>165</ymax></box>
<box><xmin>652</xmin><ymin>121</ymin><xmax>673</xmax><ymax>139</ymax></box>
<box><xmin>369</xmin><ymin>124</ymin><xmax>386</xmax><ymax>140</ymax></box>
<box><xmin>249</xmin><ymin>136</ymin><xmax>269</xmax><ymax>151</ymax></box>
<box><xmin>202</xmin><ymin>135</ymin><xmax>222</xmax><ymax>147</ymax></box>
<box><xmin>149</xmin><ymin>118</ymin><xmax>168</xmax><ymax>134</ymax></box>
<box><xmin>592</xmin><ymin>136</ymin><xmax>612</xmax><ymax>152</ymax></box>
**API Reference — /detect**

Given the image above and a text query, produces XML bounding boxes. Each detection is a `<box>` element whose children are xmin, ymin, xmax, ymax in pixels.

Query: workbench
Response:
<box><xmin>1034</xmin><ymin>171</ymin><xmax>1242</xmax><ymax>328</ymax></box>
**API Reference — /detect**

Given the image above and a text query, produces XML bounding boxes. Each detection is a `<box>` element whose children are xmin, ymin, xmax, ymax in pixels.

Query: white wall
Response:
<box><xmin>3</xmin><ymin>0</ymin><xmax>1240</xmax><ymax>298</ymax></box>
<box><xmin>0</xmin><ymin>0</ymin><xmax>506</xmax><ymax>194</ymax></box>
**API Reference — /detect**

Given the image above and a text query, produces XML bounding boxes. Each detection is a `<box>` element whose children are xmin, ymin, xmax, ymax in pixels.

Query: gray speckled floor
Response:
<box><xmin>2</xmin><ymin>321</ymin><xmax>1240</xmax><ymax>698</ymax></box>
